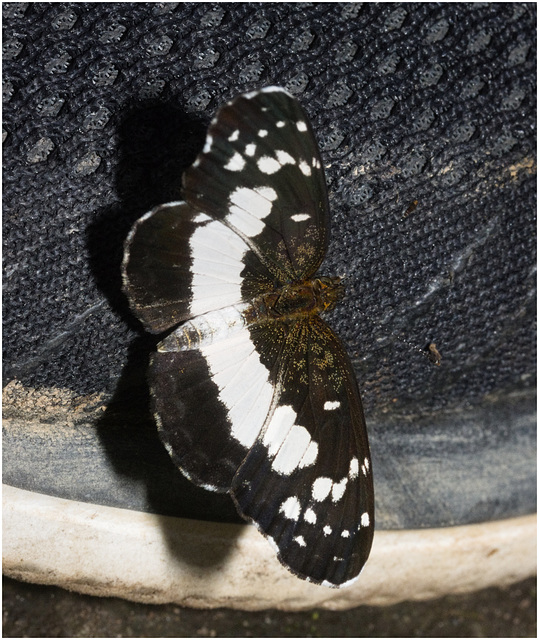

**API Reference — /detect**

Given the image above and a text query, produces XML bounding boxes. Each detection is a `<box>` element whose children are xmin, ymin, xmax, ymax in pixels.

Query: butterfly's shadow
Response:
<box><xmin>87</xmin><ymin>100</ymin><xmax>244</xmax><ymax>574</ymax></box>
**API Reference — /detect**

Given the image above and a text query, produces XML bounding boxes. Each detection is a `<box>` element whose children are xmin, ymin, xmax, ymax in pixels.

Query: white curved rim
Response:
<box><xmin>3</xmin><ymin>484</ymin><xmax>536</xmax><ymax>611</ymax></box>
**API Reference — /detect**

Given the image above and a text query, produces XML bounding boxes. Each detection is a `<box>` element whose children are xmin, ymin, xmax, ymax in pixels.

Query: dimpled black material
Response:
<box><xmin>2</xmin><ymin>4</ymin><xmax>536</xmax><ymax>526</ymax></box>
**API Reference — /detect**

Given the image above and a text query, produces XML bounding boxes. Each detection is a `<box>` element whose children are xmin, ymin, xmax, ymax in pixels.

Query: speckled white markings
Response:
<box><xmin>263</xmin><ymin>405</ymin><xmax>318</xmax><ymax>474</ymax></box>
<box><xmin>275</xmin><ymin>150</ymin><xmax>295</xmax><ymax>165</ymax></box>
<box><xmin>299</xmin><ymin>160</ymin><xmax>312</xmax><ymax>176</ymax></box>
<box><xmin>225</xmin><ymin>152</ymin><xmax>245</xmax><ymax>172</ymax></box>
<box><xmin>291</xmin><ymin>213</ymin><xmax>311</xmax><ymax>222</ymax></box>
<box><xmin>304</xmin><ymin>507</ymin><xmax>317</xmax><ymax>524</ymax></box>
<box><xmin>324</xmin><ymin>400</ymin><xmax>340</xmax><ymax>410</ymax></box>
<box><xmin>257</xmin><ymin>156</ymin><xmax>281</xmax><ymax>174</ymax></box>
<box><xmin>245</xmin><ymin>143</ymin><xmax>256</xmax><ymax>156</ymax></box>
<box><xmin>361</xmin><ymin>456</ymin><xmax>370</xmax><ymax>477</ymax></box>
<box><xmin>331</xmin><ymin>477</ymin><xmax>348</xmax><ymax>502</ymax></box>
<box><xmin>280</xmin><ymin>496</ymin><xmax>301</xmax><ymax>520</ymax></box>
<box><xmin>312</xmin><ymin>476</ymin><xmax>332</xmax><ymax>501</ymax></box>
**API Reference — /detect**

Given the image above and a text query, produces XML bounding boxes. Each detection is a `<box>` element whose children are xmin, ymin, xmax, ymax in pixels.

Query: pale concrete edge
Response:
<box><xmin>2</xmin><ymin>485</ymin><xmax>536</xmax><ymax>611</ymax></box>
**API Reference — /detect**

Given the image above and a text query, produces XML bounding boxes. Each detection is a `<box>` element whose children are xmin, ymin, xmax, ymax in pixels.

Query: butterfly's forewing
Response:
<box><xmin>122</xmin><ymin>203</ymin><xmax>278</xmax><ymax>333</ymax></box>
<box><xmin>183</xmin><ymin>87</ymin><xmax>330</xmax><ymax>284</ymax></box>
<box><xmin>122</xmin><ymin>88</ymin><xmax>328</xmax><ymax>331</ymax></box>
<box><xmin>232</xmin><ymin>316</ymin><xmax>374</xmax><ymax>586</ymax></box>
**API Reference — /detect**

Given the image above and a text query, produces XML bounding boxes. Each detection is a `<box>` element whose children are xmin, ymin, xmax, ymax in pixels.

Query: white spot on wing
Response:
<box><xmin>245</xmin><ymin>86</ymin><xmax>292</xmax><ymax>98</ymax></box>
<box><xmin>331</xmin><ymin>477</ymin><xmax>348</xmax><ymax>502</ymax></box>
<box><xmin>276</xmin><ymin>121</ymin><xmax>285</xmax><ymax>128</ymax></box>
<box><xmin>257</xmin><ymin>156</ymin><xmax>281</xmax><ymax>174</ymax></box>
<box><xmin>304</xmin><ymin>508</ymin><xmax>317</xmax><ymax>524</ymax></box>
<box><xmin>340</xmin><ymin>575</ymin><xmax>361</xmax><ymax>588</ymax></box>
<box><xmin>263</xmin><ymin>405</ymin><xmax>296</xmax><ymax>456</ymax></box>
<box><xmin>299</xmin><ymin>160</ymin><xmax>311</xmax><ymax>176</ymax></box>
<box><xmin>280</xmin><ymin>496</ymin><xmax>301</xmax><ymax>521</ymax></box>
<box><xmin>227</xmin><ymin>186</ymin><xmax>278</xmax><ymax>236</ymax></box>
<box><xmin>275</xmin><ymin>150</ymin><xmax>295</xmax><ymax>165</ymax></box>
<box><xmin>361</xmin><ymin>512</ymin><xmax>370</xmax><ymax>527</ymax></box>
<box><xmin>245</xmin><ymin>143</ymin><xmax>256</xmax><ymax>157</ymax></box>
<box><xmin>296</xmin><ymin>121</ymin><xmax>308</xmax><ymax>132</ymax></box>
<box><xmin>291</xmin><ymin>213</ymin><xmax>311</xmax><ymax>222</ymax></box>
<box><xmin>299</xmin><ymin>439</ymin><xmax>318</xmax><ymax>468</ymax></box>
<box><xmin>324</xmin><ymin>400</ymin><xmax>340</xmax><ymax>410</ymax></box>
<box><xmin>294</xmin><ymin>535</ymin><xmax>306</xmax><ymax>547</ymax></box>
<box><xmin>323</xmin><ymin>525</ymin><xmax>332</xmax><ymax>536</ymax></box>
<box><xmin>258</xmin><ymin>129</ymin><xmax>268</xmax><ymax>138</ymax></box>
<box><xmin>225</xmin><ymin>152</ymin><xmax>245</xmax><ymax>172</ymax></box>
<box><xmin>203</xmin><ymin>134</ymin><xmax>213</xmax><ymax>154</ymax></box>
<box><xmin>341</xmin><ymin>530</ymin><xmax>350</xmax><ymax>538</ymax></box>
<box><xmin>349</xmin><ymin>457</ymin><xmax>359</xmax><ymax>479</ymax></box>
<box><xmin>268</xmin><ymin>416</ymin><xmax>318</xmax><ymax>475</ymax></box>
<box><xmin>312</xmin><ymin>477</ymin><xmax>332</xmax><ymax>501</ymax></box>
<box><xmin>228</xmin><ymin>129</ymin><xmax>239</xmax><ymax>141</ymax></box>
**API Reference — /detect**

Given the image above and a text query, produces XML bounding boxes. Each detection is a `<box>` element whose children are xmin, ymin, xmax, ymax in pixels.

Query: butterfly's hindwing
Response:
<box><xmin>231</xmin><ymin>316</ymin><xmax>374</xmax><ymax>586</ymax></box>
<box><xmin>183</xmin><ymin>87</ymin><xmax>330</xmax><ymax>283</ymax></box>
<box><xmin>151</xmin><ymin>319</ymin><xmax>286</xmax><ymax>491</ymax></box>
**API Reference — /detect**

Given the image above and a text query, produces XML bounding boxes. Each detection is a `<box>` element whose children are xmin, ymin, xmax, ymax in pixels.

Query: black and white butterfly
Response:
<box><xmin>122</xmin><ymin>87</ymin><xmax>374</xmax><ymax>587</ymax></box>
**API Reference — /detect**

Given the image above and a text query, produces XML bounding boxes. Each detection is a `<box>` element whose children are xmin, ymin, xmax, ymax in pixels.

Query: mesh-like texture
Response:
<box><xmin>3</xmin><ymin>3</ymin><xmax>536</xmax><ymax>418</ymax></box>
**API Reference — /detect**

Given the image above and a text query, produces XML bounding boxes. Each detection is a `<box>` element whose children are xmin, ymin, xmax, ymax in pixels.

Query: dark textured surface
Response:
<box><xmin>2</xmin><ymin>576</ymin><xmax>536</xmax><ymax>637</ymax></box>
<box><xmin>3</xmin><ymin>4</ymin><xmax>536</xmax><ymax>526</ymax></box>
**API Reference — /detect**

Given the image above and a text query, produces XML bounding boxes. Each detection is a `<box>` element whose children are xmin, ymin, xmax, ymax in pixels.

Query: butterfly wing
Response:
<box><xmin>122</xmin><ymin>87</ymin><xmax>374</xmax><ymax>585</ymax></box>
<box><xmin>122</xmin><ymin>88</ymin><xmax>329</xmax><ymax>332</ymax></box>
<box><xmin>122</xmin><ymin>202</ymin><xmax>277</xmax><ymax>333</ymax></box>
<box><xmin>231</xmin><ymin>315</ymin><xmax>374</xmax><ymax>587</ymax></box>
<box><xmin>149</xmin><ymin>323</ymin><xmax>282</xmax><ymax>491</ymax></box>
<box><xmin>183</xmin><ymin>87</ymin><xmax>330</xmax><ymax>284</ymax></box>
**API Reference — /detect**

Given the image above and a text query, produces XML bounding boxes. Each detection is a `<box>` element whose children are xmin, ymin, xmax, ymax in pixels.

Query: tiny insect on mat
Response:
<box><xmin>122</xmin><ymin>86</ymin><xmax>374</xmax><ymax>588</ymax></box>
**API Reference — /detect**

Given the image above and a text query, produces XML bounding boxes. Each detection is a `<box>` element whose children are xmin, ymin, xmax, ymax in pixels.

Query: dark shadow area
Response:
<box><xmin>86</xmin><ymin>101</ymin><xmax>242</xmax><ymax>574</ymax></box>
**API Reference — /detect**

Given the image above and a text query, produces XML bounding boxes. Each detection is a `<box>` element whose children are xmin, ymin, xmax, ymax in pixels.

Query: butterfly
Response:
<box><xmin>122</xmin><ymin>87</ymin><xmax>374</xmax><ymax>587</ymax></box>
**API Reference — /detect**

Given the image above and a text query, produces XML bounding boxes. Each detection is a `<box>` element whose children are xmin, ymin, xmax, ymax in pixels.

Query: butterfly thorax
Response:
<box><xmin>245</xmin><ymin>276</ymin><xmax>343</xmax><ymax>324</ymax></box>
